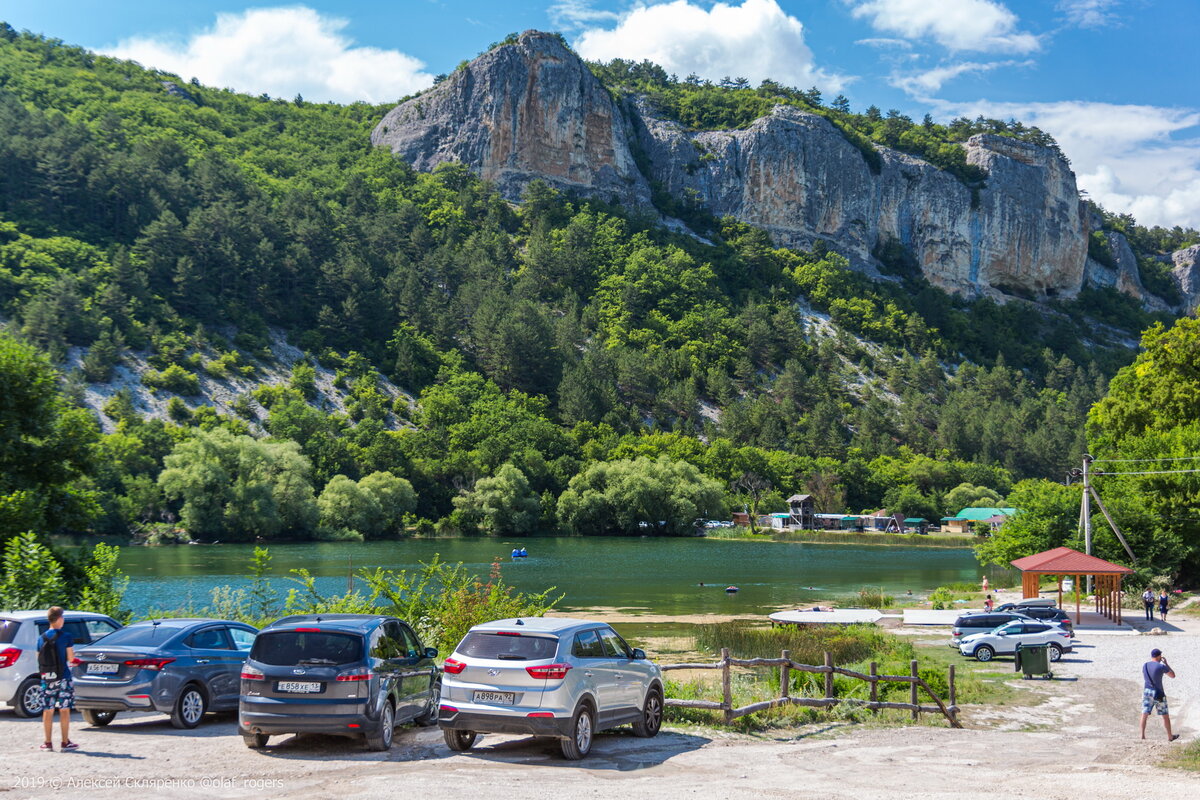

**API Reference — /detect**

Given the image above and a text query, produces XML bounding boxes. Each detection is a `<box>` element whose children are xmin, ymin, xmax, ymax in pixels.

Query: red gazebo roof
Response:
<box><xmin>1010</xmin><ymin>546</ymin><xmax>1133</xmax><ymax>575</ymax></box>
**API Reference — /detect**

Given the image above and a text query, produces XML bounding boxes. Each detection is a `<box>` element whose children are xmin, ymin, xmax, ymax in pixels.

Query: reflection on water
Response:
<box><xmin>101</xmin><ymin>536</ymin><xmax>1002</xmax><ymax>617</ymax></box>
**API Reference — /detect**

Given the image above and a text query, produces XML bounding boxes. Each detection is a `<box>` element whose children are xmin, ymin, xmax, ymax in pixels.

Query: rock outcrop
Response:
<box><xmin>635</xmin><ymin>106</ymin><xmax>1087</xmax><ymax>297</ymax></box>
<box><xmin>370</xmin><ymin>31</ymin><xmax>1176</xmax><ymax>305</ymax></box>
<box><xmin>1173</xmin><ymin>244</ymin><xmax>1200</xmax><ymax>313</ymax></box>
<box><xmin>372</xmin><ymin>33</ymin><xmax>649</xmax><ymax>207</ymax></box>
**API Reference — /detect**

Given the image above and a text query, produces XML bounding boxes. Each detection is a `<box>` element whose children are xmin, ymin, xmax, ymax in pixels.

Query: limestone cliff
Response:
<box><xmin>1172</xmin><ymin>245</ymin><xmax>1200</xmax><ymax>313</ymax></box>
<box><xmin>372</xmin><ymin>33</ymin><xmax>649</xmax><ymax>207</ymax></box>
<box><xmin>370</xmin><ymin>31</ymin><xmax>1175</xmax><ymax>305</ymax></box>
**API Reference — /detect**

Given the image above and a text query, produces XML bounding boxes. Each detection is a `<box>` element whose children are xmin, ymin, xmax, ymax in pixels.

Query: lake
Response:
<box><xmin>112</xmin><ymin>536</ymin><xmax>997</xmax><ymax>617</ymax></box>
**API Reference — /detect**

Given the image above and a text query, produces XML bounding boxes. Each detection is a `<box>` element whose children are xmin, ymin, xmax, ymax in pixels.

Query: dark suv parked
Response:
<box><xmin>1008</xmin><ymin>606</ymin><xmax>1073</xmax><ymax>632</ymax></box>
<box><xmin>950</xmin><ymin>612</ymin><xmax>1035</xmax><ymax>644</ymax></box>
<box><xmin>238</xmin><ymin>614</ymin><xmax>439</xmax><ymax>751</ymax></box>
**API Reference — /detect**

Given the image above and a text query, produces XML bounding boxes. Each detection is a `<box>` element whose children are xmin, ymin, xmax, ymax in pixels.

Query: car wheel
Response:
<box><xmin>13</xmin><ymin>677</ymin><xmax>43</xmax><ymax>718</ymax></box>
<box><xmin>973</xmin><ymin>645</ymin><xmax>995</xmax><ymax>662</ymax></box>
<box><xmin>415</xmin><ymin>679</ymin><xmax>441</xmax><ymax>727</ymax></box>
<box><xmin>560</xmin><ymin>704</ymin><xmax>594</xmax><ymax>760</ymax></box>
<box><xmin>443</xmin><ymin>728</ymin><xmax>478</xmax><ymax>752</ymax></box>
<box><xmin>632</xmin><ymin>689</ymin><xmax>663</xmax><ymax>738</ymax></box>
<box><xmin>243</xmin><ymin>732</ymin><xmax>269</xmax><ymax>749</ymax></box>
<box><xmin>365</xmin><ymin>700</ymin><xmax>395</xmax><ymax>751</ymax></box>
<box><xmin>170</xmin><ymin>685</ymin><xmax>207</xmax><ymax>729</ymax></box>
<box><xmin>82</xmin><ymin>709</ymin><xmax>117</xmax><ymax>727</ymax></box>
<box><xmin>1048</xmin><ymin>644</ymin><xmax>1063</xmax><ymax>662</ymax></box>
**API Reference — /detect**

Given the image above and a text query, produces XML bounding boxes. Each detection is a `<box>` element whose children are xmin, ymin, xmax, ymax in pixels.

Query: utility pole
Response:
<box><xmin>1082</xmin><ymin>454</ymin><xmax>1093</xmax><ymax>595</ymax></box>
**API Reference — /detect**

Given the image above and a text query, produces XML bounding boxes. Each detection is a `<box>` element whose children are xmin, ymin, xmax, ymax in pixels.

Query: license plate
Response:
<box><xmin>474</xmin><ymin>691</ymin><xmax>516</xmax><ymax>705</ymax></box>
<box><xmin>87</xmin><ymin>663</ymin><xmax>120</xmax><ymax>674</ymax></box>
<box><xmin>277</xmin><ymin>681</ymin><xmax>321</xmax><ymax>693</ymax></box>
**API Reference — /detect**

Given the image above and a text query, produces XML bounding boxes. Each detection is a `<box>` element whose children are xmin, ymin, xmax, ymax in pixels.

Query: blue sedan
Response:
<box><xmin>71</xmin><ymin>618</ymin><xmax>257</xmax><ymax>728</ymax></box>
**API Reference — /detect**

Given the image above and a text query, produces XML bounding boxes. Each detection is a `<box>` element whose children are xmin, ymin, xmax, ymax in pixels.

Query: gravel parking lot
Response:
<box><xmin>2</xmin><ymin>619</ymin><xmax>1198</xmax><ymax>799</ymax></box>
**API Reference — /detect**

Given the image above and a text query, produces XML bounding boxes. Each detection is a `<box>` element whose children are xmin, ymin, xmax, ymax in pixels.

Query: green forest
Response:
<box><xmin>1</xmin><ymin>25</ymin><xmax>1199</xmax><ymax>586</ymax></box>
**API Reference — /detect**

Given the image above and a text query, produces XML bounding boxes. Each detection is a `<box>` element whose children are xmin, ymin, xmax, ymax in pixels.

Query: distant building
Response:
<box><xmin>787</xmin><ymin>494</ymin><xmax>815</xmax><ymax>529</ymax></box>
<box><xmin>940</xmin><ymin>507</ymin><xmax>1018</xmax><ymax>534</ymax></box>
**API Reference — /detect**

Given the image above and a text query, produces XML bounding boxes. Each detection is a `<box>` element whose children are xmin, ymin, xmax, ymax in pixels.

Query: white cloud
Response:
<box><xmin>549</xmin><ymin>0</ymin><xmax>621</xmax><ymax>30</ymax></box>
<box><xmin>854</xmin><ymin>37</ymin><xmax>913</xmax><ymax>49</ymax></box>
<box><xmin>105</xmin><ymin>6</ymin><xmax>433</xmax><ymax>104</ymax></box>
<box><xmin>935</xmin><ymin>99</ymin><xmax>1200</xmax><ymax>229</ymax></box>
<box><xmin>847</xmin><ymin>0</ymin><xmax>1040</xmax><ymax>53</ymax></box>
<box><xmin>573</xmin><ymin>0</ymin><xmax>850</xmax><ymax>92</ymax></box>
<box><xmin>1056</xmin><ymin>0</ymin><xmax>1121</xmax><ymax>28</ymax></box>
<box><xmin>891</xmin><ymin>60</ymin><xmax>1021</xmax><ymax>95</ymax></box>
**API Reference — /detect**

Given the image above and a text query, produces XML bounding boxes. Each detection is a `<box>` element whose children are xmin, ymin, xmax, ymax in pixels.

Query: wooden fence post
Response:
<box><xmin>869</xmin><ymin>661</ymin><xmax>878</xmax><ymax>713</ymax></box>
<box><xmin>780</xmin><ymin>650</ymin><xmax>791</xmax><ymax>700</ymax></box>
<box><xmin>721</xmin><ymin>647</ymin><xmax>733</xmax><ymax>725</ymax></box>
<box><xmin>948</xmin><ymin>664</ymin><xmax>957</xmax><ymax>724</ymax></box>
<box><xmin>824</xmin><ymin>651</ymin><xmax>834</xmax><ymax>700</ymax></box>
<box><xmin>910</xmin><ymin>660</ymin><xmax>919</xmax><ymax>721</ymax></box>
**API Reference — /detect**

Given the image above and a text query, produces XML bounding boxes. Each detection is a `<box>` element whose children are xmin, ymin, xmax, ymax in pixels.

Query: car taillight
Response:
<box><xmin>442</xmin><ymin>658</ymin><xmax>466</xmax><ymax>674</ymax></box>
<box><xmin>952</xmin><ymin>629</ymin><xmax>961</xmax><ymax>636</ymax></box>
<box><xmin>240</xmin><ymin>664</ymin><xmax>265</xmax><ymax>681</ymax></box>
<box><xmin>526</xmin><ymin>663</ymin><xmax>572</xmax><ymax>680</ymax></box>
<box><xmin>124</xmin><ymin>658</ymin><xmax>175</xmax><ymax>671</ymax></box>
<box><xmin>0</xmin><ymin>647</ymin><xmax>19</xmax><ymax>668</ymax></box>
<box><xmin>336</xmin><ymin>669</ymin><xmax>371</xmax><ymax>681</ymax></box>
<box><xmin>69</xmin><ymin>657</ymin><xmax>82</xmax><ymax>666</ymax></box>
<box><xmin>294</xmin><ymin>627</ymin><xmax>321</xmax><ymax>632</ymax></box>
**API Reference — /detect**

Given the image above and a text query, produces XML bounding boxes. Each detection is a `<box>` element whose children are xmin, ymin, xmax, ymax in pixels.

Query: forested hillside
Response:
<box><xmin>0</xmin><ymin>25</ymin><xmax>1193</xmax><ymax>575</ymax></box>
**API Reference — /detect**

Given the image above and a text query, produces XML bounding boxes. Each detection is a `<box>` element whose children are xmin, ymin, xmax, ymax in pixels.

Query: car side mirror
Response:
<box><xmin>632</xmin><ymin>648</ymin><xmax>647</xmax><ymax>660</ymax></box>
<box><xmin>425</xmin><ymin>647</ymin><xmax>438</xmax><ymax>660</ymax></box>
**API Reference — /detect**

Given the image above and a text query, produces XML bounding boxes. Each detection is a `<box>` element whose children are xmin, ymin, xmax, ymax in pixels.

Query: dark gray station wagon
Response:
<box><xmin>238</xmin><ymin>614</ymin><xmax>439</xmax><ymax>751</ymax></box>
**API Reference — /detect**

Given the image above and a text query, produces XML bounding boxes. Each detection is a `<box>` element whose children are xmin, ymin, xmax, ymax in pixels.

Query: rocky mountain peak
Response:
<box><xmin>371</xmin><ymin>31</ymin><xmax>1192</xmax><ymax>309</ymax></box>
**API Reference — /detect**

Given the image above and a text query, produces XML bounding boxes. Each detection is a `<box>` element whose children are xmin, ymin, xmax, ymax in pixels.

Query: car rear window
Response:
<box><xmin>456</xmin><ymin>632</ymin><xmax>559</xmax><ymax>661</ymax></box>
<box><xmin>78</xmin><ymin>624</ymin><xmax>175</xmax><ymax>647</ymax></box>
<box><xmin>252</xmin><ymin>631</ymin><xmax>363</xmax><ymax>666</ymax></box>
<box><xmin>0</xmin><ymin>620</ymin><xmax>19</xmax><ymax>644</ymax></box>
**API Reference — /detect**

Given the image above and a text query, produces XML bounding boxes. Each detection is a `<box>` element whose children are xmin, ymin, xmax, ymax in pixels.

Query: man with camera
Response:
<box><xmin>1140</xmin><ymin>648</ymin><xmax>1179</xmax><ymax>741</ymax></box>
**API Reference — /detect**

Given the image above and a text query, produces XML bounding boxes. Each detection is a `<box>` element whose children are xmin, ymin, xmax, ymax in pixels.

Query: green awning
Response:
<box><xmin>903</xmin><ymin>518</ymin><xmax>927</xmax><ymax>523</ymax></box>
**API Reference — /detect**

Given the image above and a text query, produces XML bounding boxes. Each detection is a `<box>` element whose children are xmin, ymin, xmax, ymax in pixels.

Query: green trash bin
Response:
<box><xmin>1015</xmin><ymin>643</ymin><xmax>1052</xmax><ymax>679</ymax></box>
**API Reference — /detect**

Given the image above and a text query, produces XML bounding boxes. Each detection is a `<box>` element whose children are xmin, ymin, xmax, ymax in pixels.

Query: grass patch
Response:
<box><xmin>1165</xmin><ymin>739</ymin><xmax>1200</xmax><ymax>771</ymax></box>
<box><xmin>661</xmin><ymin>622</ymin><xmax>1016</xmax><ymax>731</ymax></box>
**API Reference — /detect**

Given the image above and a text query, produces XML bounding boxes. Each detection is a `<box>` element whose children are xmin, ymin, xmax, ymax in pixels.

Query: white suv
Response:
<box><xmin>438</xmin><ymin>617</ymin><xmax>664</xmax><ymax>760</ymax></box>
<box><xmin>958</xmin><ymin>619</ymin><xmax>1075</xmax><ymax>662</ymax></box>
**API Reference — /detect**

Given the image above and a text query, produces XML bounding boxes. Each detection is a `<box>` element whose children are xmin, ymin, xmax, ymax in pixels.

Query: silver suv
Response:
<box><xmin>1</xmin><ymin>610</ymin><xmax>123</xmax><ymax>717</ymax></box>
<box><xmin>438</xmin><ymin>618</ymin><xmax>664</xmax><ymax>760</ymax></box>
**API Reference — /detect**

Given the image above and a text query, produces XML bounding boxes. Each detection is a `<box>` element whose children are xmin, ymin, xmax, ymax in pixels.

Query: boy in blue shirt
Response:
<box><xmin>1140</xmin><ymin>648</ymin><xmax>1179</xmax><ymax>742</ymax></box>
<box><xmin>40</xmin><ymin>606</ymin><xmax>78</xmax><ymax>751</ymax></box>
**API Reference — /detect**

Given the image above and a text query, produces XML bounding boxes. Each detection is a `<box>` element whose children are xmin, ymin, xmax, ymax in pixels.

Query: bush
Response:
<box><xmin>693</xmin><ymin>622</ymin><xmax>911</xmax><ymax>665</ymax></box>
<box><xmin>283</xmin><ymin>556</ymin><xmax>562</xmax><ymax>653</ymax></box>
<box><xmin>143</xmin><ymin>363</ymin><xmax>201</xmax><ymax>395</ymax></box>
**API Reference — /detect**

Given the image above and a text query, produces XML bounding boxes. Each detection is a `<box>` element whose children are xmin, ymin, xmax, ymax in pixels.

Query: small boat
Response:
<box><xmin>725</xmin><ymin>585</ymin><xmax>739</xmax><ymax>593</ymax></box>
<box><xmin>511</xmin><ymin>548</ymin><xmax>528</xmax><ymax>558</ymax></box>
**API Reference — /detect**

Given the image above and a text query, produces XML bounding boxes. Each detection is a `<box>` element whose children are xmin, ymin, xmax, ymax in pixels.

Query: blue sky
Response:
<box><xmin>1</xmin><ymin>1</ymin><xmax>1197</xmax><ymax>228</ymax></box>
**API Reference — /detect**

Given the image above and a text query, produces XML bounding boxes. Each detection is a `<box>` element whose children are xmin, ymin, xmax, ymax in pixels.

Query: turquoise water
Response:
<box><xmin>112</xmin><ymin>536</ymin><xmax>992</xmax><ymax>616</ymax></box>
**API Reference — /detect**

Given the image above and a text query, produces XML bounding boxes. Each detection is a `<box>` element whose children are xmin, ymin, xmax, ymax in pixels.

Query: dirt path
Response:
<box><xmin>3</xmin><ymin>625</ymin><xmax>1198</xmax><ymax>798</ymax></box>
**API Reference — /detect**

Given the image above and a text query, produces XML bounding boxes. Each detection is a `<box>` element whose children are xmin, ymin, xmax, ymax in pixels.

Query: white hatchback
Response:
<box><xmin>438</xmin><ymin>617</ymin><xmax>664</xmax><ymax>760</ymax></box>
<box><xmin>958</xmin><ymin>619</ymin><xmax>1075</xmax><ymax>662</ymax></box>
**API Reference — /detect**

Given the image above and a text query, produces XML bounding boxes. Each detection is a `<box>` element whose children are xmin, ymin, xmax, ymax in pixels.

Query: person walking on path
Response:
<box><xmin>1140</xmin><ymin>648</ymin><xmax>1179</xmax><ymax>741</ymax></box>
<box><xmin>1143</xmin><ymin>588</ymin><xmax>1156</xmax><ymax>620</ymax></box>
<box><xmin>38</xmin><ymin>606</ymin><xmax>77</xmax><ymax>751</ymax></box>
<box><xmin>1160</xmin><ymin>590</ymin><xmax>1170</xmax><ymax>622</ymax></box>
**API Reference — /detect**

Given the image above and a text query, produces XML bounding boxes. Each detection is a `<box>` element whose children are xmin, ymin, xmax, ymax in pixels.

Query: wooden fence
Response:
<box><xmin>663</xmin><ymin>648</ymin><xmax>962</xmax><ymax>728</ymax></box>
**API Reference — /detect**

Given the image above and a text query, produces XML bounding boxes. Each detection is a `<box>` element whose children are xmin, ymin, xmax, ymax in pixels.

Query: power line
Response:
<box><xmin>1092</xmin><ymin>455</ymin><xmax>1200</xmax><ymax>464</ymax></box>
<box><xmin>1095</xmin><ymin>468</ymin><xmax>1200</xmax><ymax>477</ymax></box>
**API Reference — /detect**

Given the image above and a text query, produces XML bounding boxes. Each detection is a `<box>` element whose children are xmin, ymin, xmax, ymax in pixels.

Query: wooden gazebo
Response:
<box><xmin>1010</xmin><ymin>547</ymin><xmax>1134</xmax><ymax>625</ymax></box>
